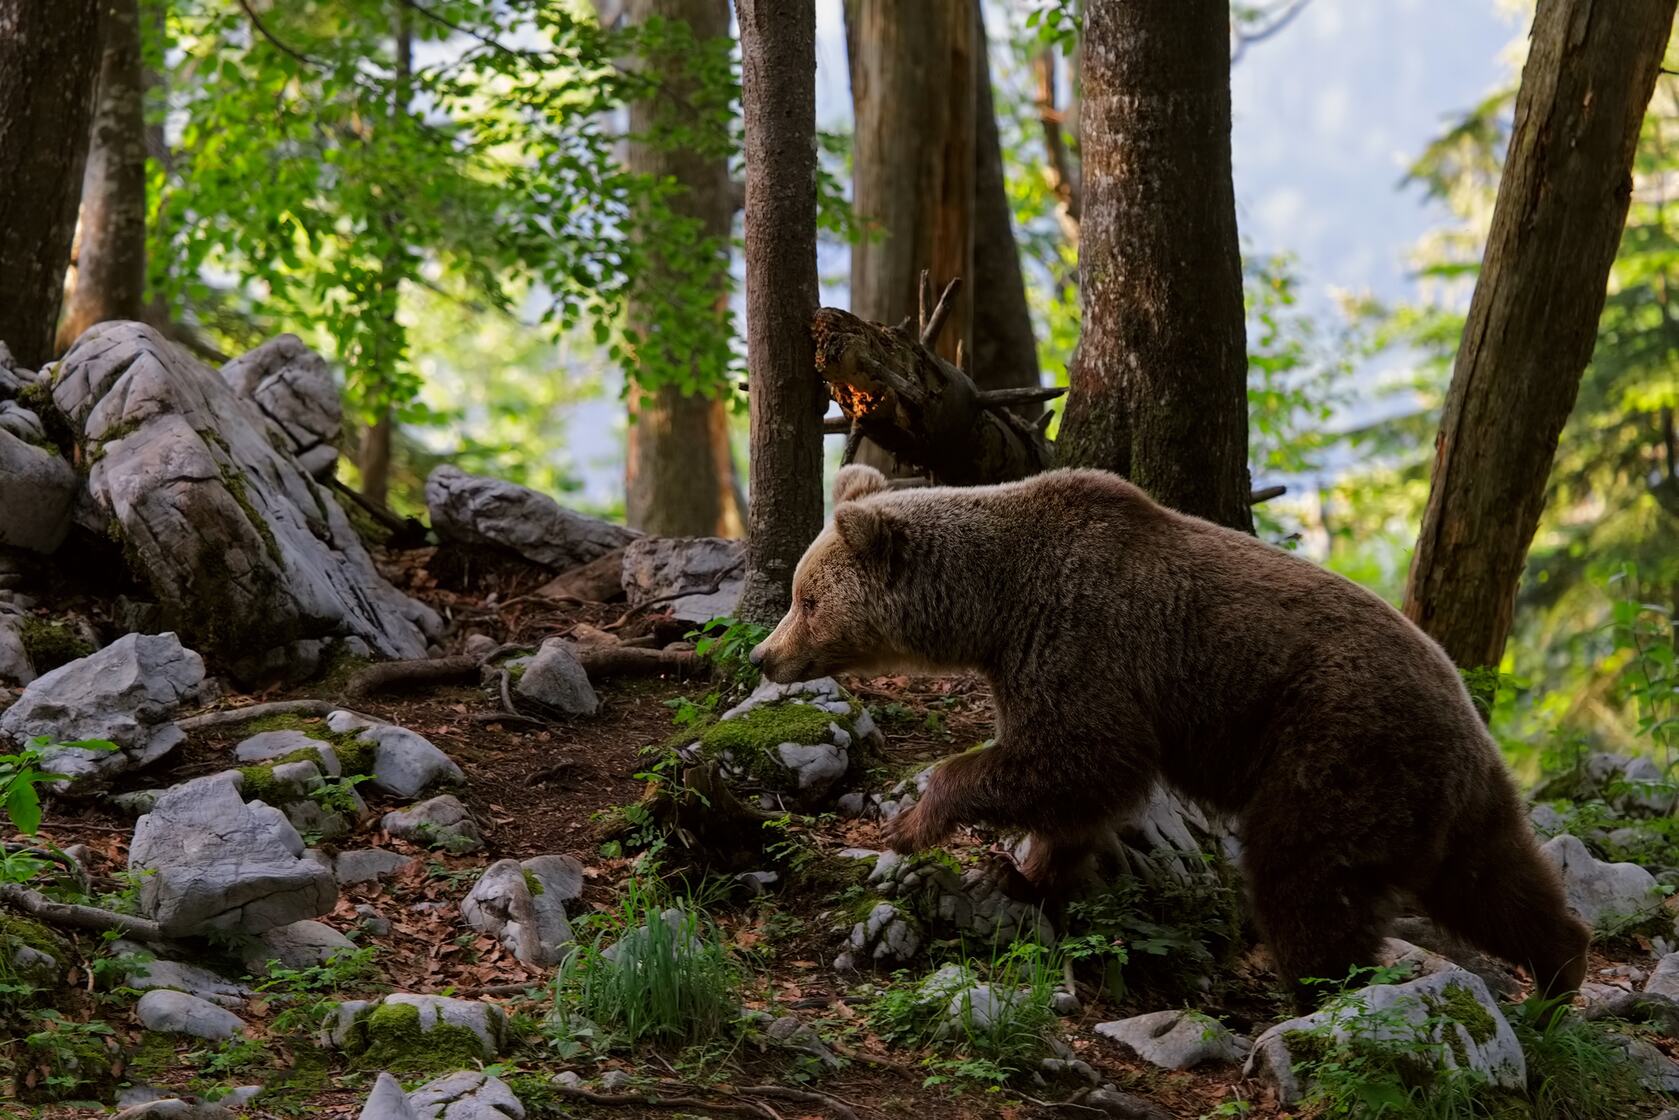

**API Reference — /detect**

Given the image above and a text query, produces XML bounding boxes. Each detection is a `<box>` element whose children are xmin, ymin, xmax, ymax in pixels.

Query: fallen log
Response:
<box><xmin>345</xmin><ymin>646</ymin><xmax>708</xmax><ymax>698</ymax></box>
<box><xmin>0</xmin><ymin>883</ymin><xmax>166</xmax><ymax>942</ymax></box>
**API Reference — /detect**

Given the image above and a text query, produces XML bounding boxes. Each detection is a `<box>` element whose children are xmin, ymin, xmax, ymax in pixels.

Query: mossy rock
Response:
<box><xmin>693</xmin><ymin>702</ymin><xmax>853</xmax><ymax>785</ymax></box>
<box><xmin>221</xmin><ymin>714</ymin><xmax>376</xmax><ymax>777</ymax></box>
<box><xmin>18</xmin><ymin>618</ymin><xmax>93</xmax><ymax>673</ymax></box>
<box><xmin>1431</xmin><ymin>981</ymin><xmax>1498</xmax><ymax>1045</ymax></box>
<box><xmin>341</xmin><ymin>998</ymin><xmax>504</xmax><ymax>1075</ymax></box>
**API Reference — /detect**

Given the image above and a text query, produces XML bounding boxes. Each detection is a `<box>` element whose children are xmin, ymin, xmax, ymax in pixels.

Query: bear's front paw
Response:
<box><xmin>881</xmin><ymin>802</ymin><xmax>945</xmax><ymax>854</ymax></box>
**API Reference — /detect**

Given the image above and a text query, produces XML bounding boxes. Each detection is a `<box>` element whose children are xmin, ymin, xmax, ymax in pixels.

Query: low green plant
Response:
<box><xmin>256</xmin><ymin>945</ymin><xmax>379</xmax><ymax>1033</ymax></box>
<box><xmin>548</xmin><ymin>880</ymin><xmax>740</xmax><ymax>1048</ymax></box>
<box><xmin>690</xmin><ymin>617</ymin><xmax>771</xmax><ymax>695</ymax></box>
<box><xmin>15</xmin><ymin>1010</ymin><xmax>118</xmax><ymax>1102</ymax></box>
<box><xmin>1508</xmin><ymin>1000</ymin><xmax>1653</xmax><ymax>1120</ymax></box>
<box><xmin>1</xmin><ymin>738</ymin><xmax>115</xmax><ymax>885</ymax></box>
<box><xmin>307</xmin><ymin>772</ymin><xmax>370</xmax><ymax>815</ymax></box>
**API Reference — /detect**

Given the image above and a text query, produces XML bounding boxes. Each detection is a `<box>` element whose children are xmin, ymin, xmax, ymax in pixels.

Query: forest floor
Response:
<box><xmin>10</xmin><ymin>546</ymin><xmax>1678</xmax><ymax>1120</ymax></box>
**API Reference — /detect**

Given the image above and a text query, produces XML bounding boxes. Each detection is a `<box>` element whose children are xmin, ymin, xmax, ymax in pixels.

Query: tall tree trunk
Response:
<box><xmin>359</xmin><ymin>5</ymin><xmax>411</xmax><ymax>508</ymax></box>
<box><xmin>845</xmin><ymin>0</ymin><xmax>975</xmax><ymax>471</ymax></box>
<box><xmin>0</xmin><ymin>0</ymin><xmax>104</xmax><ymax>369</ymax></box>
<box><xmin>58</xmin><ymin>0</ymin><xmax>145</xmax><ymax>351</ymax></box>
<box><xmin>1403</xmin><ymin>0</ymin><xmax>1678</xmax><ymax>671</ymax></box>
<box><xmin>735</xmin><ymin>0</ymin><xmax>822</xmax><ymax>625</ymax></box>
<box><xmin>615</xmin><ymin>0</ymin><xmax>745</xmax><ymax>538</ymax></box>
<box><xmin>1056</xmin><ymin>0</ymin><xmax>1253</xmax><ymax>534</ymax></box>
<box><xmin>970</xmin><ymin>3</ymin><xmax>1041</xmax><ymax>413</ymax></box>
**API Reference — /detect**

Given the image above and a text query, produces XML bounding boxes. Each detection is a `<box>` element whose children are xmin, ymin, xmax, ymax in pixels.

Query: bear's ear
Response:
<box><xmin>834</xmin><ymin>503</ymin><xmax>899</xmax><ymax>565</ymax></box>
<box><xmin>833</xmin><ymin>464</ymin><xmax>889</xmax><ymax>506</ymax></box>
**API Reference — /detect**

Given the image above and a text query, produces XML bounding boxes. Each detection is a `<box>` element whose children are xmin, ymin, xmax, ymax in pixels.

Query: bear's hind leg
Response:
<box><xmin>1417</xmin><ymin>819</ymin><xmax>1589</xmax><ymax>1006</ymax></box>
<box><xmin>1245</xmin><ymin>846</ymin><xmax>1396</xmax><ymax>1010</ymax></box>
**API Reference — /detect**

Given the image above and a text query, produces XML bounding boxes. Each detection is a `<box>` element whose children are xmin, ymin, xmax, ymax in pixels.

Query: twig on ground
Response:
<box><xmin>740</xmin><ymin>1085</ymin><xmax>860</xmax><ymax>1120</ymax></box>
<box><xmin>547</xmin><ymin>1085</ymin><xmax>774</xmax><ymax>1119</ymax></box>
<box><xmin>176</xmin><ymin>699</ymin><xmax>341</xmax><ymax>731</ymax></box>
<box><xmin>346</xmin><ymin>655</ymin><xmax>480</xmax><ymax>697</ymax></box>
<box><xmin>0</xmin><ymin>883</ymin><xmax>165</xmax><ymax>942</ymax></box>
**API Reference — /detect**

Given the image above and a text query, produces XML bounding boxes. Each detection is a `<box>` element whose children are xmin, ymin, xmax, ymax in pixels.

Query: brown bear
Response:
<box><xmin>750</xmin><ymin>464</ymin><xmax>1589</xmax><ymax>1008</ymax></box>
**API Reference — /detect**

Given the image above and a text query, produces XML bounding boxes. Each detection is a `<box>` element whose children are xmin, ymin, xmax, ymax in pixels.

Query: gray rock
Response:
<box><xmin>1540</xmin><ymin>833</ymin><xmax>1660</xmax><ymax>929</ymax></box>
<box><xmin>621</xmin><ymin>535</ymin><xmax>745</xmax><ymax>624</ymax></box>
<box><xmin>847</xmin><ymin>901</ymin><xmax>922</xmax><ymax>964</ymax></box>
<box><xmin>335</xmin><ymin>848</ymin><xmax>414</xmax><ymax>885</ymax></box>
<box><xmin>426</xmin><ymin>464</ymin><xmax>637</xmax><ymax>570</ymax></box>
<box><xmin>766</xmin><ymin>1014</ymin><xmax>840</xmax><ymax>1068</ymax></box>
<box><xmin>603</xmin><ymin>907</ymin><xmax>705</xmax><ymax>966</ymax></box>
<box><xmin>1612</xmin><ymin>1034</ymin><xmax>1679</xmax><ymax>1092</ymax></box>
<box><xmin>460</xmin><ymin>855</ymin><xmax>583</xmax><ymax>966</ymax></box>
<box><xmin>0</xmin><ymin>632</ymin><xmax>206</xmax><ymax>788</ymax></box>
<box><xmin>328</xmin><ymin>711</ymin><xmax>463</xmax><ymax>797</ymax></box>
<box><xmin>512</xmin><ymin>638</ymin><xmax>599</xmax><ymax>716</ymax></box>
<box><xmin>735</xmin><ymin>870</ymin><xmax>779</xmax><ymax>896</ymax></box>
<box><xmin>1050</xmin><ymin>991</ymin><xmax>1081</xmax><ymax>1016</ymax></box>
<box><xmin>356</xmin><ymin>904</ymin><xmax>392</xmax><ymax>936</ymax></box>
<box><xmin>130</xmin><ymin>773</ymin><xmax>338</xmax><ymax>936</ymax></box>
<box><xmin>1386</xmin><ymin>918</ymin><xmax>1523</xmax><ymax>998</ymax></box>
<box><xmin>1534</xmin><ymin>753</ymin><xmax>1676</xmax><ymax>816</ymax></box>
<box><xmin>234</xmin><ymin>730</ymin><xmax>340</xmax><ymax>775</ymax></box>
<box><xmin>0</xmin><ymin>399</ymin><xmax>46</xmax><ymax>441</ymax></box>
<box><xmin>112</xmin><ymin>1100</ymin><xmax>238</xmax><ymax>1120</ymax></box>
<box><xmin>1647</xmin><ymin>952</ymin><xmax>1679</xmax><ymax>1000</ymax></box>
<box><xmin>1245</xmin><ymin>967</ymin><xmax>1525</xmax><ymax>1105</ymax></box>
<box><xmin>1095</xmin><ymin>1010</ymin><xmax>1249</xmax><ymax>1070</ymax></box>
<box><xmin>776</xmin><ymin>741</ymin><xmax>849</xmax><ymax>793</ymax></box>
<box><xmin>53</xmin><ymin>323</ymin><xmax>439</xmax><ymax>678</ymax></box>
<box><xmin>285</xmin><ymin>795</ymin><xmax>357</xmax><ymax>842</ymax></box>
<box><xmin>0</xmin><ymin>607</ymin><xmax>32</xmax><ymax>685</ymax></box>
<box><xmin>111</xmin><ymin>788</ymin><xmax>164</xmax><ymax>816</ymax></box>
<box><xmin>381</xmin><ymin>795</ymin><xmax>483</xmax><ymax>852</ymax></box>
<box><xmin>1529</xmin><ymin>802</ymin><xmax>1569</xmax><ymax>837</ymax></box>
<box><xmin>137</xmin><ymin>989</ymin><xmax>247</xmax><ymax>1041</ymax></box>
<box><xmin>220</xmin><ymin>335</ymin><xmax>342</xmax><ymax>480</ymax></box>
<box><xmin>109</xmin><ymin>940</ymin><xmax>251</xmax><ymax>1008</ymax></box>
<box><xmin>242</xmin><ymin>920</ymin><xmax>357</xmax><ymax>974</ymax></box>
<box><xmin>597</xmin><ymin>1070</ymin><xmax>633</xmax><ymax>1092</ymax></box>
<box><xmin>0</xmin><ymin>426</ymin><xmax>75</xmax><ymax>554</ymax></box>
<box><xmin>358</xmin><ymin>1072</ymin><xmax>420</xmax><ymax>1120</ymax></box>
<box><xmin>408</xmin><ymin>1071</ymin><xmax>525</xmax><ymax>1120</ymax></box>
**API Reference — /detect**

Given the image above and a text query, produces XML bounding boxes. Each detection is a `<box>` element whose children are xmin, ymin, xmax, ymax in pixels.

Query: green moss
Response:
<box><xmin>18</xmin><ymin>618</ymin><xmax>93</xmax><ymax>673</ymax></box>
<box><xmin>523</xmin><ymin>868</ymin><xmax>544</xmax><ymax>896</ymax></box>
<box><xmin>215</xmin><ymin>713</ymin><xmax>374</xmax><ymax>775</ymax></box>
<box><xmin>1434</xmin><ymin>982</ymin><xmax>1497</xmax><ymax>1045</ymax></box>
<box><xmin>221</xmin><ymin>465</ymin><xmax>284</xmax><ymax>568</ymax></box>
<box><xmin>18</xmin><ymin>1025</ymin><xmax>121</xmax><ymax>1103</ymax></box>
<box><xmin>342</xmin><ymin>1001</ymin><xmax>491</xmax><ymax>1074</ymax></box>
<box><xmin>0</xmin><ymin>913</ymin><xmax>72</xmax><ymax>964</ymax></box>
<box><xmin>124</xmin><ymin>1032</ymin><xmax>181</xmax><ymax>1084</ymax></box>
<box><xmin>695</xmin><ymin>702</ymin><xmax>851</xmax><ymax>782</ymax></box>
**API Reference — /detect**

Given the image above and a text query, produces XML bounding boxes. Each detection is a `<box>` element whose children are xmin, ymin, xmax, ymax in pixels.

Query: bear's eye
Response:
<box><xmin>801</xmin><ymin>595</ymin><xmax>817</xmax><ymax>614</ymax></box>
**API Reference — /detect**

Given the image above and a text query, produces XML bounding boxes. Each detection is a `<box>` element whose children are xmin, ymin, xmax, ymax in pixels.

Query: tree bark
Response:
<box><xmin>615</xmin><ymin>0</ymin><xmax>745</xmax><ymax>539</ymax></box>
<box><xmin>1055</xmin><ymin>0</ymin><xmax>1253</xmax><ymax>534</ymax></box>
<box><xmin>358</xmin><ymin>4</ymin><xmax>411</xmax><ymax>508</ymax></box>
<box><xmin>969</xmin><ymin>3</ymin><xmax>1041</xmax><ymax>415</ymax></box>
<box><xmin>845</xmin><ymin>0</ymin><xmax>975</xmax><ymax>471</ymax></box>
<box><xmin>735</xmin><ymin>0</ymin><xmax>823</xmax><ymax>625</ymax></box>
<box><xmin>58</xmin><ymin>0</ymin><xmax>145</xmax><ymax>351</ymax></box>
<box><xmin>0</xmin><ymin>0</ymin><xmax>105</xmax><ymax>369</ymax></box>
<box><xmin>1403</xmin><ymin>0</ymin><xmax>1678</xmax><ymax>671</ymax></box>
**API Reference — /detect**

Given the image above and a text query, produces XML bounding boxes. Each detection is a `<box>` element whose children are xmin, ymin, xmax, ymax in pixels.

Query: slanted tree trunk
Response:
<box><xmin>1404</xmin><ymin>0</ymin><xmax>1678</xmax><ymax>671</ymax></box>
<box><xmin>0</xmin><ymin>0</ymin><xmax>104</xmax><ymax>369</ymax></box>
<box><xmin>735</xmin><ymin>0</ymin><xmax>822</xmax><ymax>625</ymax></box>
<box><xmin>58</xmin><ymin>0</ymin><xmax>145</xmax><ymax>351</ymax></box>
<box><xmin>845</xmin><ymin>0</ymin><xmax>975</xmax><ymax>470</ymax></box>
<box><xmin>1055</xmin><ymin>0</ymin><xmax>1253</xmax><ymax>534</ymax></box>
<box><xmin>970</xmin><ymin>3</ymin><xmax>1041</xmax><ymax>414</ymax></box>
<box><xmin>614</xmin><ymin>0</ymin><xmax>745</xmax><ymax>538</ymax></box>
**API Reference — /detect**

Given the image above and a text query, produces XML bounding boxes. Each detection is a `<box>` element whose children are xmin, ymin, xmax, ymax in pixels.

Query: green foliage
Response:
<box><xmin>548</xmin><ymin>881</ymin><xmax>739</xmax><ymax>1049</ymax></box>
<box><xmin>256</xmin><ymin>946</ymin><xmax>379</xmax><ymax>1034</ymax></box>
<box><xmin>867</xmin><ymin>942</ymin><xmax>1062</xmax><ymax>1090</ymax></box>
<box><xmin>16</xmin><ymin>619</ymin><xmax>92</xmax><ymax>673</ymax></box>
<box><xmin>690</xmin><ymin>617</ymin><xmax>772</xmax><ymax>696</ymax></box>
<box><xmin>15</xmin><ymin>1010</ymin><xmax>119</xmax><ymax>1103</ymax></box>
<box><xmin>1</xmin><ymin>738</ymin><xmax>114</xmax><ymax>886</ymax></box>
<box><xmin>1508</xmin><ymin>1002</ymin><xmax>1653</xmax><ymax>1120</ymax></box>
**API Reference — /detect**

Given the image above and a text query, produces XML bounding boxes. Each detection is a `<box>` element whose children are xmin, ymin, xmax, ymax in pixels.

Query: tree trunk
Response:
<box><xmin>358</xmin><ymin>5</ymin><xmax>411</xmax><ymax>508</ymax></box>
<box><xmin>845</xmin><ymin>0</ymin><xmax>975</xmax><ymax>471</ymax></box>
<box><xmin>0</xmin><ymin>0</ymin><xmax>104</xmax><ymax>369</ymax></box>
<box><xmin>58</xmin><ymin>0</ymin><xmax>145</xmax><ymax>351</ymax></box>
<box><xmin>1055</xmin><ymin>0</ymin><xmax>1253</xmax><ymax>534</ymax></box>
<box><xmin>1403</xmin><ymin>0</ymin><xmax>1678</xmax><ymax>671</ymax></box>
<box><xmin>615</xmin><ymin>0</ymin><xmax>745</xmax><ymax>538</ymax></box>
<box><xmin>969</xmin><ymin>3</ymin><xmax>1041</xmax><ymax>415</ymax></box>
<box><xmin>735</xmin><ymin>0</ymin><xmax>823</xmax><ymax>625</ymax></box>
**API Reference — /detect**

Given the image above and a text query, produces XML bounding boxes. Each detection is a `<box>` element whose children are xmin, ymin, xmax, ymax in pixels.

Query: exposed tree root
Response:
<box><xmin>0</xmin><ymin>883</ymin><xmax>165</xmax><ymax>942</ymax></box>
<box><xmin>177</xmin><ymin>699</ymin><xmax>347</xmax><ymax>730</ymax></box>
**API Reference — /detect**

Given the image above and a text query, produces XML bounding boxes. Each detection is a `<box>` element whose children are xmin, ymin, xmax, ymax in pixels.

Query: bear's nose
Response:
<box><xmin>748</xmin><ymin>643</ymin><xmax>766</xmax><ymax>667</ymax></box>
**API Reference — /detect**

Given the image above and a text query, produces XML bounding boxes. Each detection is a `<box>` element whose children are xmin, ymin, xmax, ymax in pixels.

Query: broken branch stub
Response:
<box><xmin>811</xmin><ymin>307</ymin><xmax>1054</xmax><ymax>486</ymax></box>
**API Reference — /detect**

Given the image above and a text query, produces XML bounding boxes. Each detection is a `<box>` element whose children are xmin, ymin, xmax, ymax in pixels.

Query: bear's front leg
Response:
<box><xmin>880</xmin><ymin>745</ymin><xmax>1017</xmax><ymax>855</ymax></box>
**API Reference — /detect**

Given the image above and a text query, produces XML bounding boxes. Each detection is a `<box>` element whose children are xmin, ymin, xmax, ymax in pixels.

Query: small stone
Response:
<box><xmin>735</xmin><ymin>870</ymin><xmax>779</xmax><ymax>896</ymax></box>
<box><xmin>381</xmin><ymin>795</ymin><xmax>483</xmax><ymax>852</ymax></box>
<box><xmin>598</xmin><ymin>1070</ymin><xmax>634</xmax><ymax>1092</ymax></box>
<box><xmin>335</xmin><ymin>848</ymin><xmax>414</xmax><ymax>885</ymax></box>
<box><xmin>1648</xmin><ymin>952</ymin><xmax>1679</xmax><ymax>1000</ymax></box>
<box><xmin>109</xmin><ymin>941</ymin><xmax>251</xmax><ymax>1008</ymax></box>
<box><xmin>1050</xmin><ymin>991</ymin><xmax>1081</xmax><ymax>1016</ymax></box>
<box><xmin>766</xmin><ymin>1014</ymin><xmax>840</xmax><ymax>1068</ymax></box>
<box><xmin>552</xmin><ymin>1072</ymin><xmax>583</xmax><ymax>1090</ymax></box>
<box><xmin>329</xmin><ymin>712</ymin><xmax>463</xmax><ymax>798</ymax></box>
<box><xmin>355</xmin><ymin>903</ymin><xmax>392</xmax><ymax>936</ymax></box>
<box><xmin>1095</xmin><ymin>1010</ymin><xmax>1249</xmax><ymax>1070</ymax></box>
<box><xmin>407</xmin><ymin>1071</ymin><xmax>525</xmax><ymax>1120</ymax></box>
<box><xmin>513</xmin><ymin>638</ymin><xmax>599</xmax><ymax>716</ymax></box>
<box><xmin>1540</xmin><ymin>833</ymin><xmax>1660</xmax><ymax>928</ymax></box>
<box><xmin>241</xmin><ymin>920</ymin><xmax>357</xmax><ymax>974</ymax></box>
<box><xmin>460</xmin><ymin>855</ymin><xmax>583</xmax><ymax>966</ymax></box>
<box><xmin>137</xmin><ymin>989</ymin><xmax>246</xmax><ymax>1041</ymax></box>
<box><xmin>235</xmin><ymin>730</ymin><xmax>340</xmax><ymax>775</ymax></box>
<box><xmin>356</xmin><ymin>1072</ymin><xmax>420</xmax><ymax>1120</ymax></box>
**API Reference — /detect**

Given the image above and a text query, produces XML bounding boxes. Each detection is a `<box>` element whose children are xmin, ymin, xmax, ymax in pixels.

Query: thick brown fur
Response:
<box><xmin>751</xmin><ymin>465</ymin><xmax>1590</xmax><ymax>1009</ymax></box>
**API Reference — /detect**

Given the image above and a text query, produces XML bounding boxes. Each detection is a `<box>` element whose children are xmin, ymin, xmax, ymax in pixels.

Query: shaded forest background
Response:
<box><xmin>6</xmin><ymin>0</ymin><xmax>1679</xmax><ymax>775</ymax></box>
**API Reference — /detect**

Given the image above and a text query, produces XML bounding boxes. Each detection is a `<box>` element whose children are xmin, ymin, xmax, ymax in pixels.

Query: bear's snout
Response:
<box><xmin>748</xmin><ymin>642</ymin><xmax>766</xmax><ymax>668</ymax></box>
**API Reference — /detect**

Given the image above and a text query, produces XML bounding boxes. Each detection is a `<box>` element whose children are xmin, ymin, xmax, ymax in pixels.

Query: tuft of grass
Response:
<box><xmin>1510</xmin><ymin>1000</ymin><xmax>1653</xmax><ymax>1120</ymax></box>
<box><xmin>549</xmin><ymin>880</ymin><xmax>740</xmax><ymax>1049</ymax></box>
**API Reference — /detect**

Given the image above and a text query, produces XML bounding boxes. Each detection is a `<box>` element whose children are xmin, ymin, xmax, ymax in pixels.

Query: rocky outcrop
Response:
<box><xmin>220</xmin><ymin>335</ymin><xmax>342</xmax><ymax>480</ymax></box>
<box><xmin>0</xmin><ymin>632</ymin><xmax>206</xmax><ymax>788</ymax></box>
<box><xmin>129</xmin><ymin>773</ymin><xmax>337</xmax><ymax>936</ymax></box>
<box><xmin>459</xmin><ymin>855</ymin><xmax>584</xmax><ymax>967</ymax></box>
<box><xmin>52</xmin><ymin>322</ymin><xmax>439</xmax><ymax>679</ymax></box>
<box><xmin>1540</xmin><ymin>833</ymin><xmax>1661</xmax><ymax>929</ymax></box>
<box><xmin>621</xmin><ymin>536</ymin><xmax>744</xmax><ymax>624</ymax></box>
<box><xmin>425</xmin><ymin>465</ymin><xmax>637</xmax><ymax>571</ymax></box>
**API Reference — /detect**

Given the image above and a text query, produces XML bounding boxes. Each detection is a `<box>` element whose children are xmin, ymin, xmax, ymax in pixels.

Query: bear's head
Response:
<box><xmin>750</xmin><ymin>464</ymin><xmax>920</xmax><ymax>684</ymax></box>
